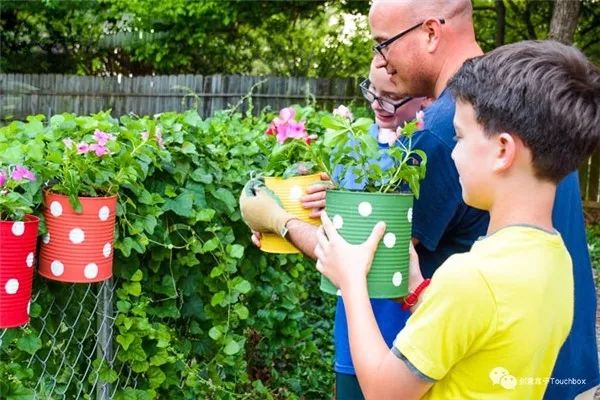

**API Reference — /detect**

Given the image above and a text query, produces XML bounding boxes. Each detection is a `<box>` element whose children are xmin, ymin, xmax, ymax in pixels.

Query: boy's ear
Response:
<box><xmin>493</xmin><ymin>132</ymin><xmax>517</xmax><ymax>173</ymax></box>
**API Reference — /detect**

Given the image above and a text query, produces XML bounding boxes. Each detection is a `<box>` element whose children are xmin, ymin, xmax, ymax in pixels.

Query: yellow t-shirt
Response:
<box><xmin>394</xmin><ymin>226</ymin><xmax>574</xmax><ymax>400</ymax></box>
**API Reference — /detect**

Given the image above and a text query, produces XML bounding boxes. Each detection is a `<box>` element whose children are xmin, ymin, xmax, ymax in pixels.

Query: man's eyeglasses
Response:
<box><xmin>359</xmin><ymin>79</ymin><xmax>413</xmax><ymax>114</ymax></box>
<box><xmin>373</xmin><ymin>18</ymin><xmax>445</xmax><ymax>61</ymax></box>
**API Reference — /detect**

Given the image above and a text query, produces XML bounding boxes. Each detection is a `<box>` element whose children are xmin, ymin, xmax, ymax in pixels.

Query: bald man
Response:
<box><xmin>338</xmin><ymin>1</ymin><xmax>598</xmax><ymax>399</ymax></box>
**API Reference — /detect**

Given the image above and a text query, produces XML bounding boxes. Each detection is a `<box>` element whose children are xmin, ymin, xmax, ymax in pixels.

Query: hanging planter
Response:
<box><xmin>321</xmin><ymin>190</ymin><xmax>413</xmax><ymax>298</ymax></box>
<box><xmin>39</xmin><ymin>192</ymin><xmax>117</xmax><ymax>283</ymax></box>
<box><xmin>0</xmin><ymin>215</ymin><xmax>40</xmax><ymax>328</ymax></box>
<box><xmin>260</xmin><ymin>173</ymin><xmax>321</xmax><ymax>254</ymax></box>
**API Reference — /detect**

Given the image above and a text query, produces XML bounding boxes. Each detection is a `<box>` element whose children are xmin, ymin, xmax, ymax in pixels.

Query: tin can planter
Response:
<box><xmin>260</xmin><ymin>173</ymin><xmax>322</xmax><ymax>254</ymax></box>
<box><xmin>0</xmin><ymin>215</ymin><xmax>40</xmax><ymax>328</ymax></box>
<box><xmin>39</xmin><ymin>192</ymin><xmax>117</xmax><ymax>283</ymax></box>
<box><xmin>322</xmin><ymin>190</ymin><xmax>413</xmax><ymax>298</ymax></box>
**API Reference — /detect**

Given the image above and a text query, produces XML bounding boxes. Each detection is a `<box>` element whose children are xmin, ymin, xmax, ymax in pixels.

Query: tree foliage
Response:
<box><xmin>0</xmin><ymin>0</ymin><xmax>598</xmax><ymax>76</ymax></box>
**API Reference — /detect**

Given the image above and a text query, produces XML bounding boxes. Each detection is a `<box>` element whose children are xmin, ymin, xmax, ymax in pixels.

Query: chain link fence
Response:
<box><xmin>0</xmin><ymin>277</ymin><xmax>124</xmax><ymax>399</ymax></box>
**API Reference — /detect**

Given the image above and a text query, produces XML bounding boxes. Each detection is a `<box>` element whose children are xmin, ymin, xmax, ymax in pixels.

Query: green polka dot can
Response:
<box><xmin>322</xmin><ymin>190</ymin><xmax>413</xmax><ymax>298</ymax></box>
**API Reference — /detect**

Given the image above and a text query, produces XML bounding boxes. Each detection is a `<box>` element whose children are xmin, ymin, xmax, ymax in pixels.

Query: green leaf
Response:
<box><xmin>16</xmin><ymin>335</ymin><xmax>42</xmax><ymax>355</ymax></box>
<box><xmin>228</xmin><ymin>244</ymin><xmax>244</xmax><ymax>259</ymax></box>
<box><xmin>181</xmin><ymin>141</ymin><xmax>197</xmax><ymax>155</ymax></box>
<box><xmin>163</xmin><ymin>191</ymin><xmax>194</xmax><ymax>217</ymax></box>
<box><xmin>212</xmin><ymin>188</ymin><xmax>236</xmax><ymax>212</ymax></box>
<box><xmin>208</xmin><ymin>325</ymin><xmax>223</xmax><ymax>340</ymax></box>
<box><xmin>234</xmin><ymin>304</ymin><xmax>249</xmax><ymax>320</ymax></box>
<box><xmin>202</xmin><ymin>238</ymin><xmax>219</xmax><ymax>253</ymax></box>
<box><xmin>130</xmin><ymin>269</ymin><xmax>143</xmax><ymax>282</ymax></box>
<box><xmin>123</xmin><ymin>281</ymin><xmax>142</xmax><ymax>297</ymax></box>
<box><xmin>234</xmin><ymin>280</ymin><xmax>251</xmax><ymax>294</ymax></box>
<box><xmin>223</xmin><ymin>338</ymin><xmax>241</xmax><ymax>355</ymax></box>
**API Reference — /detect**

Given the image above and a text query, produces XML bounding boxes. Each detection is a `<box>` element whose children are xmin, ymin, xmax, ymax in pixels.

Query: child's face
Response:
<box><xmin>451</xmin><ymin>100</ymin><xmax>496</xmax><ymax>210</ymax></box>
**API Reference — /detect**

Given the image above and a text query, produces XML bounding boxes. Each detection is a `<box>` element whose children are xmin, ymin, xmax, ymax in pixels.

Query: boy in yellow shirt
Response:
<box><xmin>314</xmin><ymin>40</ymin><xmax>600</xmax><ymax>399</ymax></box>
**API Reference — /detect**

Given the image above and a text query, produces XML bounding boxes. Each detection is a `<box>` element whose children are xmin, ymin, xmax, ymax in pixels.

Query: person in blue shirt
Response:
<box><xmin>241</xmin><ymin>61</ymin><xmax>429</xmax><ymax>399</ymax></box>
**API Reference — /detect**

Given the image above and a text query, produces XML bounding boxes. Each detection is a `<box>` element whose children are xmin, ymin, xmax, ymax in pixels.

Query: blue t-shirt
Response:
<box><xmin>546</xmin><ymin>172</ymin><xmax>599</xmax><ymax>399</ymax></box>
<box><xmin>332</xmin><ymin>125</ymin><xmax>413</xmax><ymax>374</ymax></box>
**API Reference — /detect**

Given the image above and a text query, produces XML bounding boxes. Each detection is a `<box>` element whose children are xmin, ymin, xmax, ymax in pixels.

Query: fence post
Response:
<box><xmin>96</xmin><ymin>279</ymin><xmax>114</xmax><ymax>400</ymax></box>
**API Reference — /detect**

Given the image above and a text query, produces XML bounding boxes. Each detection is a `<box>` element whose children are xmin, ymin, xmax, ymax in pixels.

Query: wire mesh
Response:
<box><xmin>0</xmin><ymin>276</ymin><xmax>121</xmax><ymax>399</ymax></box>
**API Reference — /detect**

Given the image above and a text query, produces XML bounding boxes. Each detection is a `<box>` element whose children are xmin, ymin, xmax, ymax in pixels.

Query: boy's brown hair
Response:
<box><xmin>448</xmin><ymin>40</ymin><xmax>600</xmax><ymax>183</ymax></box>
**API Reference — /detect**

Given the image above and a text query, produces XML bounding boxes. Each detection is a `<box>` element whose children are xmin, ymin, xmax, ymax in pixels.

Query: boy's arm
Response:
<box><xmin>315</xmin><ymin>213</ymin><xmax>433</xmax><ymax>399</ymax></box>
<box><xmin>342</xmin><ymin>280</ymin><xmax>433</xmax><ymax>399</ymax></box>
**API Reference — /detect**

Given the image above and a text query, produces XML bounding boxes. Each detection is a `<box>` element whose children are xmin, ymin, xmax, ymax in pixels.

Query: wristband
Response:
<box><xmin>401</xmin><ymin>279</ymin><xmax>431</xmax><ymax>310</ymax></box>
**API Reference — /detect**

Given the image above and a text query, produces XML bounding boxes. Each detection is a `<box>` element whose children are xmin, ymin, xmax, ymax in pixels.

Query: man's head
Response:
<box><xmin>365</xmin><ymin>59</ymin><xmax>427</xmax><ymax>129</ymax></box>
<box><xmin>448</xmin><ymin>40</ymin><xmax>600</xmax><ymax>206</ymax></box>
<box><xmin>369</xmin><ymin>0</ymin><xmax>478</xmax><ymax>98</ymax></box>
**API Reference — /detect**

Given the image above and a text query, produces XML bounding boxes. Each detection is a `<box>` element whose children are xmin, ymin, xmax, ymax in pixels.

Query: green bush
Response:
<box><xmin>0</xmin><ymin>108</ymin><xmax>336</xmax><ymax>399</ymax></box>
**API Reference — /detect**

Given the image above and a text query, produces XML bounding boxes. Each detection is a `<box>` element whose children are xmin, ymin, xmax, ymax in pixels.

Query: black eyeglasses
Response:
<box><xmin>373</xmin><ymin>18</ymin><xmax>445</xmax><ymax>61</ymax></box>
<box><xmin>359</xmin><ymin>79</ymin><xmax>413</xmax><ymax>114</ymax></box>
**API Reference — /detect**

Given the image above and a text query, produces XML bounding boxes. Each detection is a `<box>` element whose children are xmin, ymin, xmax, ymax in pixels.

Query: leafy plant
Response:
<box><xmin>0</xmin><ymin>164</ymin><xmax>40</xmax><ymax>221</ymax></box>
<box><xmin>42</xmin><ymin>111</ymin><xmax>166</xmax><ymax>211</ymax></box>
<box><xmin>262</xmin><ymin>105</ymin><xmax>330</xmax><ymax>178</ymax></box>
<box><xmin>323</xmin><ymin>106</ymin><xmax>428</xmax><ymax>197</ymax></box>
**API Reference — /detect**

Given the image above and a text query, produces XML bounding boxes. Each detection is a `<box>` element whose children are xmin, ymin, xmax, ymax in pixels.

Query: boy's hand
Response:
<box><xmin>301</xmin><ymin>172</ymin><xmax>333</xmax><ymax>218</ymax></box>
<box><xmin>239</xmin><ymin>178</ymin><xmax>296</xmax><ymax>237</ymax></box>
<box><xmin>314</xmin><ymin>211</ymin><xmax>386</xmax><ymax>290</ymax></box>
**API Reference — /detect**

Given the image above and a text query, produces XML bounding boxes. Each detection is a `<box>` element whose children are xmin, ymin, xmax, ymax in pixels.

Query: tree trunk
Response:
<box><xmin>495</xmin><ymin>0</ymin><xmax>506</xmax><ymax>46</ymax></box>
<box><xmin>548</xmin><ymin>0</ymin><xmax>581</xmax><ymax>44</ymax></box>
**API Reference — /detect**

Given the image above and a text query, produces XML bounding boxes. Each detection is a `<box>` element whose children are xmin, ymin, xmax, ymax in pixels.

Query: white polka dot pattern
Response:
<box><xmin>5</xmin><ymin>278</ymin><xmax>19</xmax><ymax>294</ymax></box>
<box><xmin>84</xmin><ymin>263</ymin><xmax>99</xmax><ymax>279</ymax></box>
<box><xmin>358</xmin><ymin>202</ymin><xmax>372</xmax><ymax>217</ymax></box>
<box><xmin>98</xmin><ymin>206</ymin><xmax>110</xmax><ymax>221</ymax></box>
<box><xmin>51</xmin><ymin>260</ymin><xmax>65</xmax><ymax>277</ymax></box>
<box><xmin>392</xmin><ymin>272</ymin><xmax>403</xmax><ymax>287</ymax></box>
<box><xmin>69</xmin><ymin>228</ymin><xmax>85</xmax><ymax>244</ymax></box>
<box><xmin>332</xmin><ymin>215</ymin><xmax>344</xmax><ymax>230</ymax></box>
<box><xmin>26</xmin><ymin>252</ymin><xmax>34</xmax><ymax>267</ymax></box>
<box><xmin>50</xmin><ymin>201</ymin><xmax>63</xmax><ymax>217</ymax></box>
<box><xmin>11</xmin><ymin>222</ymin><xmax>25</xmax><ymax>236</ymax></box>
<box><xmin>383</xmin><ymin>233</ymin><xmax>396</xmax><ymax>248</ymax></box>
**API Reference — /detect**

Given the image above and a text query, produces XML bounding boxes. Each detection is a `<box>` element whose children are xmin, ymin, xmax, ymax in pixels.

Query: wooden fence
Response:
<box><xmin>0</xmin><ymin>73</ymin><xmax>362</xmax><ymax>120</ymax></box>
<box><xmin>0</xmin><ymin>73</ymin><xmax>598</xmax><ymax>206</ymax></box>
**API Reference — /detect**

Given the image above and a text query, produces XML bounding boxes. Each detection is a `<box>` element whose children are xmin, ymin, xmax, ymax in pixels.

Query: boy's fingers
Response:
<box><xmin>365</xmin><ymin>221</ymin><xmax>386</xmax><ymax>252</ymax></box>
<box><xmin>302</xmin><ymin>199</ymin><xmax>325</xmax><ymax>210</ymax></box>
<box><xmin>320</xmin><ymin>172</ymin><xmax>330</xmax><ymax>181</ymax></box>
<box><xmin>320</xmin><ymin>211</ymin><xmax>339</xmax><ymax>240</ymax></box>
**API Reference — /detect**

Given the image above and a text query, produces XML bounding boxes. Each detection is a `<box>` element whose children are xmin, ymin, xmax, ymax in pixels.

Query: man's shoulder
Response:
<box><xmin>418</xmin><ymin>89</ymin><xmax>456</xmax><ymax>148</ymax></box>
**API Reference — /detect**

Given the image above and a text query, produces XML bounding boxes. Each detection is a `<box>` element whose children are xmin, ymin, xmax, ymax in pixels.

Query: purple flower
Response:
<box><xmin>415</xmin><ymin>110</ymin><xmax>425</xmax><ymax>130</ymax></box>
<box><xmin>287</xmin><ymin>121</ymin><xmax>307</xmax><ymax>139</ymax></box>
<box><xmin>93</xmin><ymin>130</ymin><xmax>114</xmax><ymax>146</ymax></box>
<box><xmin>77</xmin><ymin>143</ymin><xmax>90</xmax><ymax>154</ymax></box>
<box><xmin>89</xmin><ymin>143</ymin><xmax>109</xmax><ymax>156</ymax></box>
<box><xmin>12</xmin><ymin>165</ymin><xmax>36</xmax><ymax>181</ymax></box>
<box><xmin>0</xmin><ymin>171</ymin><xmax>6</xmax><ymax>187</ymax></box>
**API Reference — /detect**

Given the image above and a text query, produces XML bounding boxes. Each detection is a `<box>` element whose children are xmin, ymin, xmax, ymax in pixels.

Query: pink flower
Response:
<box><xmin>12</xmin><ymin>165</ymin><xmax>36</xmax><ymax>181</ymax></box>
<box><xmin>63</xmin><ymin>138</ymin><xmax>74</xmax><ymax>148</ymax></box>
<box><xmin>304</xmin><ymin>134</ymin><xmax>318</xmax><ymax>145</ymax></box>
<box><xmin>155</xmin><ymin>128</ymin><xmax>165</xmax><ymax>149</ymax></box>
<box><xmin>415</xmin><ymin>110</ymin><xmax>425</xmax><ymax>130</ymax></box>
<box><xmin>333</xmin><ymin>105</ymin><xmax>353</xmax><ymax>120</ymax></box>
<box><xmin>89</xmin><ymin>143</ymin><xmax>109</xmax><ymax>156</ymax></box>
<box><xmin>77</xmin><ymin>143</ymin><xmax>90</xmax><ymax>154</ymax></box>
<box><xmin>287</xmin><ymin>121</ymin><xmax>307</xmax><ymax>139</ymax></box>
<box><xmin>0</xmin><ymin>171</ymin><xmax>6</xmax><ymax>187</ymax></box>
<box><xmin>279</xmin><ymin>107</ymin><xmax>296</xmax><ymax>122</ymax></box>
<box><xmin>140</xmin><ymin>131</ymin><xmax>149</xmax><ymax>141</ymax></box>
<box><xmin>93</xmin><ymin>130</ymin><xmax>114</xmax><ymax>146</ymax></box>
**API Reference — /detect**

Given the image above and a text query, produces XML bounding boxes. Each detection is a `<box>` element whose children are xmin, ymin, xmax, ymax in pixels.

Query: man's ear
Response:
<box><xmin>423</xmin><ymin>18</ymin><xmax>443</xmax><ymax>53</ymax></box>
<box><xmin>493</xmin><ymin>132</ymin><xmax>517</xmax><ymax>173</ymax></box>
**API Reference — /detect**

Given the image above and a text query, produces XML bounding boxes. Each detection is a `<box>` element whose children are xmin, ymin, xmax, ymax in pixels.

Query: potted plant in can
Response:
<box><xmin>248</xmin><ymin>105</ymin><xmax>331</xmax><ymax>254</ymax></box>
<box><xmin>38</xmin><ymin>112</ymin><xmax>164</xmax><ymax>283</ymax></box>
<box><xmin>0</xmin><ymin>164</ymin><xmax>41</xmax><ymax>328</ymax></box>
<box><xmin>321</xmin><ymin>106</ymin><xmax>427</xmax><ymax>298</ymax></box>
